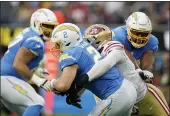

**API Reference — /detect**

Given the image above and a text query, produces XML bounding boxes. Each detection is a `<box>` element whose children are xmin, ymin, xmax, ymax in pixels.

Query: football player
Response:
<box><xmin>0</xmin><ymin>8</ymin><xmax>58</xmax><ymax>116</ymax></box>
<box><xmin>80</xmin><ymin>24</ymin><xmax>169</xmax><ymax>116</ymax></box>
<box><xmin>49</xmin><ymin>23</ymin><xmax>137</xmax><ymax>116</ymax></box>
<box><xmin>112</xmin><ymin>12</ymin><xmax>158</xmax><ymax>81</ymax></box>
<box><xmin>112</xmin><ymin>11</ymin><xmax>170</xmax><ymax>115</ymax></box>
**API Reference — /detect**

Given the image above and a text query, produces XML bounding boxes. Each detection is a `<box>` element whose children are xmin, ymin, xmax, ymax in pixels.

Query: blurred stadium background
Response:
<box><xmin>0</xmin><ymin>1</ymin><xmax>169</xmax><ymax>116</ymax></box>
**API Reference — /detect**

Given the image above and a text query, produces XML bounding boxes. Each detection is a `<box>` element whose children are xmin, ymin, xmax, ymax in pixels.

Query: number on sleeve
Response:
<box><xmin>87</xmin><ymin>46</ymin><xmax>101</xmax><ymax>63</ymax></box>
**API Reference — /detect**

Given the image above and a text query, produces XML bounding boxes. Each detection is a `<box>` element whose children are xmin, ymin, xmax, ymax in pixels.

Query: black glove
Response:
<box><xmin>66</xmin><ymin>93</ymin><xmax>82</xmax><ymax>109</ymax></box>
<box><xmin>65</xmin><ymin>83</ymin><xmax>82</xmax><ymax>109</ymax></box>
<box><xmin>75</xmin><ymin>74</ymin><xmax>89</xmax><ymax>86</ymax></box>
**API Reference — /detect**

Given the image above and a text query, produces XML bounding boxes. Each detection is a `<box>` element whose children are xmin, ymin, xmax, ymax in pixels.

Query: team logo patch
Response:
<box><xmin>59</xmin><ymin>54</ymin><xmax>75</xmax><ymax>62</ymax></box>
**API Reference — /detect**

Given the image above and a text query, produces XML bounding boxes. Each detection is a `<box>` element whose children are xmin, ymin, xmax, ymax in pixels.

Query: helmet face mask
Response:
<box><xmin>40</xmin><ymin>22</ymin><xmax>58</xmax><ymax>39</ymax></box>
<box><xmin>126</xmin><ymin>12</ymin><xmax>152</xmax><ymax>48</ymax></box>
<box><xmin>30</xmin><ymin>8</ymin><xmax>58</xmax><ymax>41</ymax></box>
<box><xmin>51</xmin><ymin>23</ymin><xmax>83</xmax><ymax>57</ymax></box>
<box><xmin>127</xmin><ymin>27</ymin><xmax>151</xmax><ymax>48</ymax></box>
<box><xmin>84</xmin><ymin>24</ymin><xmax>112</xmax><ymax>49</ymax></box>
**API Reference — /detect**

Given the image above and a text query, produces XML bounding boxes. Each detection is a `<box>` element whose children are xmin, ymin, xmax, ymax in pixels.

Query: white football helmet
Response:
<box><xmin>51</xmin><ymin>23</ymin><xmax>83</xmax><ymax>53</ymax></box>
<box><xmin>30</xmin><ymin>8</ymin><xmax>58</xmax><ymax>40</ymax></box>
<box><xmin>126</xmin><ymin>12</ymin><xmax>152</xmax><ymax>48</ymax></box>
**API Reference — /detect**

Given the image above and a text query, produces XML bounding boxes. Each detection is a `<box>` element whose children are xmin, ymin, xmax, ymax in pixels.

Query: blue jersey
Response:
<box><xmin>59</xmin><ymin>40</ymin><xmax>123</xmax><ymax>100</ymax></box>
<box><xmin>1</xmin><ymin>28</ymin><xmax>45</xmax><ymax>81</ymax></box>
<box><xmin>112</xmin><ymin>25</ymin><xmax>159</xmax><ymax>60</ymax></box>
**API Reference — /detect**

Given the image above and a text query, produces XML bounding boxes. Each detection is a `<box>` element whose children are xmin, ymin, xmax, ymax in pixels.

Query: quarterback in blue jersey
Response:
<box><xmin>49</xmin><ymin>23</ymin><xmax>137</xmax><ymax>116</ymax></box>
<box><xmin>0</xmin><ymin>8</ymin><xmax>58</xmax><ymax>116</ymax></box>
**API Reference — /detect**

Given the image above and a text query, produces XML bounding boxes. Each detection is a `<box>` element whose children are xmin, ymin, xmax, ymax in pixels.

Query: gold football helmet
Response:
<box><xmin>84</xmin><ymin>24</ymin><xmax>112</xmax><ymax>48</ymax></box>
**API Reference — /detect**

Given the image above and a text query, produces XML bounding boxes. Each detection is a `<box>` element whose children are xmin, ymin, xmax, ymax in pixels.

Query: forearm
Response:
<box><xmin>140</xmin><ymin>51</ymin><xmax>155</xmax><ymax>71</ymax></box>
<box><xmin>53</xmin><ymin>65</ymin><xmax>78</xmax><ymax>92</ymax></box>
<box><xmin>88</xmin><ymin>50</ymin><xmax>122</xmax><ymax>81</ymax></box>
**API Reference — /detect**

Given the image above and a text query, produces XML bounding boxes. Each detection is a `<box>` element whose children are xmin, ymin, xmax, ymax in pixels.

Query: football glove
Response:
<box><xmin>136</xmin><ymin>69</ymin><xmax>154</xmax><ymax>83</ymax></box>
<box><xmin>31</xmin><ymin>74</ymin><xmax>53</xmax><ymax>91</ymax></box>
<box><xmin>40</xmin><ymin>79</ymin><xmax>53</xmax><ymax>92</ymax></box>
<box><xmin>66</xmin><ymin>93</ymin><xmax>82</xmax><ymax>109</ymax></box>
<box><xmin>65</xmin><ymin>83</ymin><xmax>82</xmax><ymax>109</ymax></box>
<box><xmin>34</xmin><ymin>67</ymin><xmax>49</xmax><ymax>78</ymax></box>
<box><xmin>75</xmin><ymin>74</ymin><xmax>89</xmax><ymax>86</ymax></box>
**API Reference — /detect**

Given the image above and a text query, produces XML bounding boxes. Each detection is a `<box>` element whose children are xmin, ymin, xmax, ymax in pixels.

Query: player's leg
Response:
<box><xmin>135</xmin><ymin>83</ymin><xmax>169</xmax><ymax>116</ymax></box>
<box><xmin>0</xmin><ymin>76</ymin><xmax>45</xmax><ymax>116</ymax></box>
<box><xmin>89</xmin><ymin>79</ymin><xmax>137</xmax><ymax>116</ymax></box>
<box><xmin>1</xmin><ymin>98</ymin><xmax>26</xmax><ymax>116</ymax></box>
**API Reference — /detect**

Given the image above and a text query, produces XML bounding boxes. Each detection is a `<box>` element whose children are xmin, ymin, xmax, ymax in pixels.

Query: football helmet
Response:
<box><xmin>30</xmin><ymin>8</ymin><xmax>58</xmax><ymax>40</ymax></box>
<box><xmin>51</xmin><ymin>23</ymin><xmax>83</xmax><ymax>53</ymax></box>
<box><xmin>84</xmin><ymin>24</ymin><xmax>112</xmax><ymax>49</ymax></box>
<box><xmin>126</xmin><ymin>12</ymin><xmax>152</xmax><ymax>48</ymax></box>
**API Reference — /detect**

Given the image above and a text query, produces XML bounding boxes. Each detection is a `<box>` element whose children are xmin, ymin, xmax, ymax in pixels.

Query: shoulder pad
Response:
<box><xmin>101</xmin><ymin>41</ymin><xmax>124</xmax><ymax>56</ymax></box>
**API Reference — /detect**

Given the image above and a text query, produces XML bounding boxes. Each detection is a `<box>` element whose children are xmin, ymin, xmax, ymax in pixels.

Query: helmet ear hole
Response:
<box><xmin>95</xmin><ymin>41</ymin><xmax>101</xmax><ymax>45</ymax></box>
<box><xmin>34</xmin><ymin>22</ymin><xmax>36</xmax><ymax>27</ymax></box>
<box><xmin>65</xmin><ymin>42</ymin><xmax>71</xmax><ymax>46</ymax></box>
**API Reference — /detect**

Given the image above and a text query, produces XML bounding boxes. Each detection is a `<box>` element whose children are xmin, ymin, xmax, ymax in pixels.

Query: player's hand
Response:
<box><xmin>40</xmin><ymin>79</ymin><xmax>53</xmax><ymax>92</ymax></box>
<box><xmin>137</xmin><ymin>69</ymin><xmax>154</xmax><ymax>83</ymax></box>
<box><xmin>138</xmin><ymin>70</ymin><xmax>153</xmax><ymax>80</ymax></box>
<box><xmin>66</xmin><ymin>93</ymin><xmax>82</xmax><ymax>109</ymax></box>
<box><xmin>34</xmin><ymin>67</ymin><xmax>49</xmax><ymax>78</ymax></box>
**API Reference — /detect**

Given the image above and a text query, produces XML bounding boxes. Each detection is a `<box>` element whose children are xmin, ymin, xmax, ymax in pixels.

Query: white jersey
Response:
<box><xmin>101</xmin><ymin>41</ymin><xmax>147</xmax><ymax>102</ymax></box>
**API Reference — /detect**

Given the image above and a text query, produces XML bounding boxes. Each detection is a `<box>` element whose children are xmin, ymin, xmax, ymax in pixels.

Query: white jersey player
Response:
<box><xmin>76</xmin><ymin>23</ymin><xmax>169</xmax><ymax>116</ymax></box>
<box><xmin>82</xmin><ymin>24</ymin><xmax>149</xmax><ymax>103</ymax></box>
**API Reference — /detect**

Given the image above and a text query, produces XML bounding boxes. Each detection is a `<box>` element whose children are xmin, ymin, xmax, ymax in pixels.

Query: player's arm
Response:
<box><xmin>13</xmin><ymin>37</ymin><xmax>52</xmax><ymax>91</ymax></box>
<box><xmin>140</xmin><ymin>50</ymin><xmax>155</xmax><ymax>71</ymax></box>
<box><xmin>52</xmin><ymin>64</ymin><xmax>78</xmax><ymax>92</ymax></box>
<box><xmin>77</xmin><ymin>42</ymin><xmax>125</xmax><ymax>84</ymax></box>
<box><xmin>124</xmin><ymin>47</ymin><xmax>140</xmax><ymax>69</ymax></box>
<box><xmin>13</xmin><ymin>47</ymin><xmax>36</xmax><ymax>79</ymax></box>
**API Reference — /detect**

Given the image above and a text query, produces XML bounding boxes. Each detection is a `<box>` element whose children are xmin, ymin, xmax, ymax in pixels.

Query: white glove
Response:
<box><xmin>34</xmin><ymin>67</ymin><xmax>49</xmax><ymax>78</ymax></box>
<box><xmin>31</xmin><ymin>74</ymin><xmax>53</xmax><ymax>91</ymax></box>
<box><xmin>136</xmin><ymin>69</ymin><xmax>153</xmax><ymax>80</ymax></box>
<box><xmin>142</xmin><ymin>70</ymin><xmax>154</xmax><ymax>79</ymax></box>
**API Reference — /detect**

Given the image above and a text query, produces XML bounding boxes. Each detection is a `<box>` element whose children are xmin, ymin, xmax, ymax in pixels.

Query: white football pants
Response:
<box><xmin>0</xmin><ymin>76</ymin><xmax>45</xmax><ymax>116</ymax></box>
<box><xmin>89</xmin><ymin>79</ymin><xmax>137</xmax><ymax>116</ymax></box>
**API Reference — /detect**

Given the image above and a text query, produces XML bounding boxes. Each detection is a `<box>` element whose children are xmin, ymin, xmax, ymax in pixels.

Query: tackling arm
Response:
<box><xmin>87</xmin><ymin>48</ymin><xmax>126</xmax><ymax>81</ymax></box>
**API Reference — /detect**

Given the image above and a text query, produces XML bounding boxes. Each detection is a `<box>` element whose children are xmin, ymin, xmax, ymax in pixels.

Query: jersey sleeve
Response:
<box><xmin>147</xmin><ymin>35</ymin><xmax>159</xmax><ymax>53</ymax></box>
<box><xmin>88</xmin><ymin>41</ymin><xmax>125</xmax><ymax>81</ymax></box>
<box><xmin>59</xmin><ymin>53</ymin><xmax>77</xmax><ymax>71</ymax></box>
<box><xmin>101</xmin><ymin>41</ymin><xmax>124</xmax><ymax>56</ymax></box>
<box><xmin>22</xmin><ymin>37</ymin><xmax>44</xmax><ymax>56</ymax></box>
